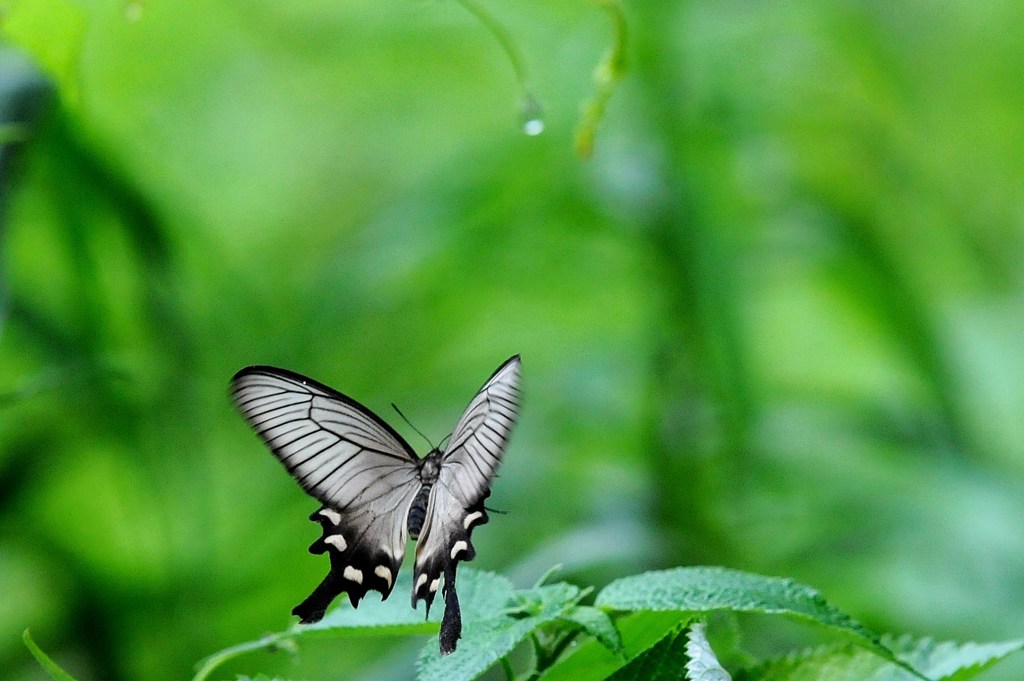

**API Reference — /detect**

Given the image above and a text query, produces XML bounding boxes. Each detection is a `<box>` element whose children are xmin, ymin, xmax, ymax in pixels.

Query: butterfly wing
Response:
<box><xmin>412</xmin><ymin>355</ymin><xmax>521</xmax><ymax>613</ymax></box>
<box><xmin>231</xmin><ymin>366</ymin><xmax>422</xmax><ymax>621</ymax></box>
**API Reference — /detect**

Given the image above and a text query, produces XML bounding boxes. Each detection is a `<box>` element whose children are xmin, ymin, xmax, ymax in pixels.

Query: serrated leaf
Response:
<box><xmin>302</xmin><ymin>567</ymin><xmax>428</xmax><ymax>632</ymax></box>
<box><xmin>560</xmin><ymin>605</ymin><xmax>624</xmax><ymax>654</ymax></box>
<box><xmin>735</xmin><ymin>635</ymin><xmax>1024</xmax><ymax>681</ymax></box>
<box><xmin>890</xmin><ymin>634</ymin><xmax>1024</xmax><ymax>681</ymax></box>
<box><xmin>736</xmin><ymin>643</ymin><xmax>891</xmax><ymax>681</ymax></box>
<box><xmin>194</xmin><ymin>569</ymin><xmax>516</xmax><ymax>681</ymax></box>
<box><xmin>596</xmin><ymin>568</ymin><xmax>888</xmax><ymax>661</ymax></box>
<box><xmin>539</xmin><ymin>611</ymin><xmax>691</xmax><ymax>681</ymax></box>
<box><xmin>510</xmin><ymin>580</ymin><xmax>584</xmax><ymax>616</ymax></box>
<box><xmin>300</xmin><ymin>569</ymin><xmax>514</xmax><ymax>635</ymax></box>
<box><xmin>440</xmin><ymin>570</ymin><xmax>518</xmax><ymax>621</ymax></box>
<box><xmin>416</xmin><ymin>583</ymin><xmax>582</xmax><ymax>681</ymax></box>
<box><xmin>606</xmin><ymin>621</ymin><xmax>690</xmax><ymax>681</ymax></box>
<box><xmin>417</xmin><ymin>612</ymin><xmax>549</xmax><ymax>681</ymax></box>
<box><xmin>22</xmin><ymin>630</ymin><xmax>80</xmax><ymax>681</ymax></box>
<box><xmin>598</xmin><ymin>568</ymin><xmax>855</xmax><ymax>625</ymax></box>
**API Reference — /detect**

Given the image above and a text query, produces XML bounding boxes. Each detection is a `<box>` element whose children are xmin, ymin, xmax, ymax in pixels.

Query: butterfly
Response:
<box><xmin>230</xmin><ymin>355</ymin><xmax>521</xmax><ymax>654</ymax></box>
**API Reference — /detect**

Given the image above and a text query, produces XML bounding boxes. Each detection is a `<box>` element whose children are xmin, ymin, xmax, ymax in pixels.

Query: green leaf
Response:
<box><xmin>606</xmin><ymin>621</ymin><xmax>690</xmax><ymax>681</ymax></box>
<box><xmin>597</xmin><ymin>568</ymin><xmax>885</xmax><ymax>654</ymax></box>
<box><xmin>736</xmin><ymin>635</ymin><xmax>1024</xmax><ymax>681</ymax></box>
<box><xmin>194</xmin><ymin>569</ymin><xmax>516</xmax><ymax>681</ymax></box>
<box><xmin>891</xmin><ymin>634</ymin><xmax>1024</xmax><ymax>681</ymax></box>
<box><xmin>453</xmin><ymin>570</ymin><xmax>520</xmax><ymax>620</ymax></box>
<box><xmin>736</xmin><ymin>644</ymin><xmax>888</xmax><ymax>681</ymax></box>
<box><xmin>559</xmin><ymin>605</ymin><xmax>624</xmax><ymax>654</ymax></box>
<box><xmin>302</xmin><ymin>569</ymin><xmax>515</xmax><ymax>636</ymax></box>
<box><xmin>539</xmin><ymin>611</ymin><xmax>691</xmax><ymax>681</ymax></box>
<box><xmin>509</xmin><ymin>580</ymin><xmax>584</xmax><ymax>616</ymax></box>
<box><xmin>302</xmin><ymin>571</ymin><xmax>443</xmax><ymax>633</ymax></box>
<box><xmin>416</xmin><ymin>582</ymin><xmax>582</xmax><ymax>681</ymax></box>
<box><xmin>22</xmin><ymin>630</ymin><xmax>80</xmax><ymax>681</ymax></box>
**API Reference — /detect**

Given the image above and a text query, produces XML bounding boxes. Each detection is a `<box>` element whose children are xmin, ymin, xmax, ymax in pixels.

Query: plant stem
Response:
<box><xmin>191</xmin><ymin>632</ymin><xmax>290</xmax><ymax>681</ymax></box>
<box><xmin>575</xmin><ymin>0</ymin><xmax>629</xmax><ymax>157</ymax></box>
<box><xmin>454</xmin><ymin>0</ymin><xmax>529</xmax><ymax>90</ymax></box>
<box><xmin>22</xmin><ymin>631</ymin><xmax>80</xmax><ymax>681</ymax></box>
<box><xmin>453</xmin><ymin>0</ymin><xmax>541</xmax><ymax>130</ymax></box>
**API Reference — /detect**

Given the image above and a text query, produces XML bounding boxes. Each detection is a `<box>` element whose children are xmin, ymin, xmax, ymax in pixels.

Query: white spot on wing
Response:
<box><xmin>463</xmin><ymin>511</ymin><xmax>483</xmax><ymax>529</ymax></box>
<box><xmin>375</xmin><ymin>565</ymin><xmax>392</xmax><ymax>588</ymax></box>
<box><xmin>429</xmin><ymin>578</ymin><xmax>440</xmax><ymax>593</ymax></box>
<box><xmin>324</xmin><ymin>534</ymin><xmax>347</xmax><ymax>551</ymax></box>
<box><xmin>450</xmin><ymin>540</ymin><xmax>469</xmax><ymax>560</ymax></box>
<box><xmin>343</xmin><ymin>566</ymin><xmax>363</xmax><ymax>584</ymax></box>
<box><xmin>416</xmin><ymin>573</ymin><xmax>428</xmax><ymax>591</ymax></box>
<box><xmin>318</xmin><ymin>508</ymin><xmax>343</xmax><ymax>525</ymax></box>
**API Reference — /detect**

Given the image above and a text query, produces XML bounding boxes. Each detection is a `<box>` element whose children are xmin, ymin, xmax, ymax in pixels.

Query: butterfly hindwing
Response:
<box><xmin>230</xmin><ymin>366</ymin><xmax>421</xmax><ymax>619</ymax></box>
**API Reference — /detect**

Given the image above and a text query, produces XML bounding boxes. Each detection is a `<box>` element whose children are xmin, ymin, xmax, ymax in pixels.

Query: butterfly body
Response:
<box><xmin>407</xmin><ymin>450</ymin><xmax>442</xmax><ymax>539</ymax></box>
<box><xmin>230</xmin><ymin>355</ymin><xmax>520</xmax><ymax>654</ymax></box>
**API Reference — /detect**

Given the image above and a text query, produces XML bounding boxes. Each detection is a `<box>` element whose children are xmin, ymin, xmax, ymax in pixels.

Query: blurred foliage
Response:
<box><xmin>1</xmin><ymin>0</ymin><xmax>1022</xmax><ymax>679</ymax></box>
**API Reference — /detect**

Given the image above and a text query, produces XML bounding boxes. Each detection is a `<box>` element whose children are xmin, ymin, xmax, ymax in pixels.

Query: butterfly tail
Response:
<box><xmin>438</xmin><ymin>559</ymin><xmax>462</xmax><ymax>655</ymax></box>
<box><xmin>292</xmin><ymin>571</ymin><xmax>345</xmax><ymax>624</ymax></box>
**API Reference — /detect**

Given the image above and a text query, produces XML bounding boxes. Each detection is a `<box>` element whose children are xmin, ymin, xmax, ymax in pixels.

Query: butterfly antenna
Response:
<box><xmin>392</xmin><ymin>403</ymin><xmax>436</xmax><ymax>450</ymax></box>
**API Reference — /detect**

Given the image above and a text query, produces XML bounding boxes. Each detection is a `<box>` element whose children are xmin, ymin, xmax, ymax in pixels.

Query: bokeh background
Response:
<box><xmin>2</xmin><ymin>1</ymin><xmax>1023</xmax><ymax>679</ymax></box>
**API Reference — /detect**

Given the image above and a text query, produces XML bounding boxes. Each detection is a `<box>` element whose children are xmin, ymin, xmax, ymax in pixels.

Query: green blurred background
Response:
<box><xmin>2</xmin><ymin>0</ymin><xmax>1023</xmax><ymax>679</ymax></box>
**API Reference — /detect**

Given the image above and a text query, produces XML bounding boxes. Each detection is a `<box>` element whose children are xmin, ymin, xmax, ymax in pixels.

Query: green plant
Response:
<box><xmin>25</xmin><ymin>567</ymin><xmax>1024</xmax><ymax>681</ymax></box>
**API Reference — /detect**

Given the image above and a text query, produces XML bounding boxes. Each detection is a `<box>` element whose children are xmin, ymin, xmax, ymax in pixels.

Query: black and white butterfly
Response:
<box><xmin>230</xmin><ymin>355</ymin><xmax>521</xmax><ymax>654</ymax></box>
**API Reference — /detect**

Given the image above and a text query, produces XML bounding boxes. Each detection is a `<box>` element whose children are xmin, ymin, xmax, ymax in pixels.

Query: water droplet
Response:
<box><xmin>519</xmin><ymin>93</ymin><xmax>544</xmax><ymax>137</ymax></box>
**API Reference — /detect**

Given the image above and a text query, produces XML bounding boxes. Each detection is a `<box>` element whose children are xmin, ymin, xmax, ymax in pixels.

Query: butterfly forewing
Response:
<box><xmin>230</xmin><ymin>366</ymin><xmax>422</xmax><ymax>618</ymax></box>
<box><xmin>442</xmin><ymin>355</ymin><xmax>520</xmax><ymax>504</ymax></box>
<box><xmin>412</xmin><ymin>355</ymin><xmax>522</xmax><ymax>611</ymax></box>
